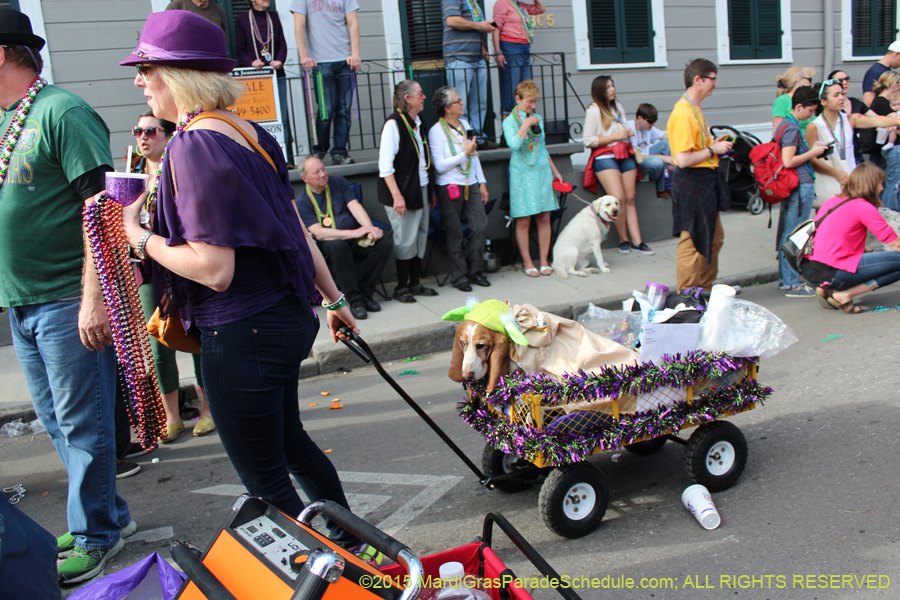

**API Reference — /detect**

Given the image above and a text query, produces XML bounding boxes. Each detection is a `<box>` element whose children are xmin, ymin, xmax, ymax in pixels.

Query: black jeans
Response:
<box><xmin>318</xmin><ymin>236</ymin><xmax>393</xmax><ymax>303</ymax></box>
<box><xmin>199</xmin><ymin>295</ymin><xmax>358</xmax><ymax>547</ymax></box>
<box><xmin>436</xmin><ymin>184</ymin><xmax>488</xmax><ymax>285</ymax></box>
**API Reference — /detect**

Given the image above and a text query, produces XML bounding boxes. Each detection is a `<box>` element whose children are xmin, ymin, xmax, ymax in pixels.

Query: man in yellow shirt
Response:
<box><xmin>668</xmin><ymin>59</ymin><xmax>733</xmax><ymax>291</ymax></box>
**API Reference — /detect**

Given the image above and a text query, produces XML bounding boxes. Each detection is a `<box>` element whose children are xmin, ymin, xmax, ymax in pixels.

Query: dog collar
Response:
<box><xmin>590</xmin><ymin>208</ymin><xmax>612</xmax><ymax>240</ymax></box>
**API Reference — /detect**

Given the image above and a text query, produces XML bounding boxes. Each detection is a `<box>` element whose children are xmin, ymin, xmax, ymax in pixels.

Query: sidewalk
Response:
<box><xmin>0</xmin><ymin>210</ymin><xmax>778</xmax><ymax>425</ymax></box>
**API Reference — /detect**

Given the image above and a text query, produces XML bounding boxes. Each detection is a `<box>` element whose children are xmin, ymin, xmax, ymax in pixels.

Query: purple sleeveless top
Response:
<box><xmin>154</xmin><ymin>121</ymin><xmax>315</xmax><ymax>327</ymax></box>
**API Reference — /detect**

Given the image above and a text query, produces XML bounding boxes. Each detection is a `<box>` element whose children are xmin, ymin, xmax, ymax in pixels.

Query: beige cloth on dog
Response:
<box><xmin>508</xmin><ymin>303</ymin><xmax>639</xmax><ymax>380</ymax></box>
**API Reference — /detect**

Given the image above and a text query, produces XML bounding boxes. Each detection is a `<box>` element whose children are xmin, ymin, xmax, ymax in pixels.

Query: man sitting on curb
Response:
<box><xmin>297</xmin><ymin>155</ymin><xmax>393</xmax><ymax>320</ymax></box>
<box><xmin>628</xmin><ymin>103</ymin><xmax>673</xmax><ymax>199</ymax></box>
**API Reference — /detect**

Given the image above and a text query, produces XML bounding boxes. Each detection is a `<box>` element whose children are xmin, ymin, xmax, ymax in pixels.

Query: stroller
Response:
<box><xmin>710</xmin><ymin>125</ymin><xmax>765</xmax><ymax>215</ymax></box>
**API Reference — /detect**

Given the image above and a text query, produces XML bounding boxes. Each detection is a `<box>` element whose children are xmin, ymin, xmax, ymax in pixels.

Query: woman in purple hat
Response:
<box><xmin>119</xmin><ymin>10</ymin><xmax>372</xmax><ymax>556</ymax></box>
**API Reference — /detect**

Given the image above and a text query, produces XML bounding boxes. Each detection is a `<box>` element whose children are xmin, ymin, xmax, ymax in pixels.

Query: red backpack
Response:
<box><xmin>750</xmin><ymin>122</ymin><xmax>799</xmax><ymax>203</ymax></box>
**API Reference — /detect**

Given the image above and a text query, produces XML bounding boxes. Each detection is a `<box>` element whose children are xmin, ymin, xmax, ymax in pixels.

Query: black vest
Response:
<box><xmin>377</xmin><ymin>112</ymin><xmax>431</xmax><ymax>209</ymax></box>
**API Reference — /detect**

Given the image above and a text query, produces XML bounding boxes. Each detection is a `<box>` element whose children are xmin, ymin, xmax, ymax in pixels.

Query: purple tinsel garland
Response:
<box><xmin>458</xmin><ymin>351</ymin><xmax>771</xmax><ymax>467</ymax></box>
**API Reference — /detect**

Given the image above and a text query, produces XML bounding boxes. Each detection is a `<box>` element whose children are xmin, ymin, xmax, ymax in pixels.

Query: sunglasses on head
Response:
<box><xmin>132</xmin><ymin>126</ymin><xmax>161</xmax><ymax>137</ymax></box>
<box><xmin>819</xmin><ymin>79</ymin><xmax>843</xmax><ymax>97</ymax></box>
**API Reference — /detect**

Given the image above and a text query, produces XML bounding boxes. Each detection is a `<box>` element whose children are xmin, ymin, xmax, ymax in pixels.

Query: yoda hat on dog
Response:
<box><xmin>442</xmin><ymin>299</ymin><xmax>528</xmax><ymax>346</ymax></box>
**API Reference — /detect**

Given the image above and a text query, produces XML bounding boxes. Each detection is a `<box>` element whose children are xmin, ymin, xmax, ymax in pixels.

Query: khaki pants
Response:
<box><xmin>676</xmin><ymin>214</ymin><xmax>724</xmax><ymax>292</ymax></box>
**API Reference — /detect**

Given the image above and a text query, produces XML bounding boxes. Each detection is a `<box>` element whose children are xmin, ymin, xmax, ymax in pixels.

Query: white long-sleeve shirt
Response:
<box><xmin>428</xmin><ymin>118</ymin><xmax>486</xmax><ymax>187</ymax></box>
<box><xmin>583</xmin><ymin>101</ymin><xmax>627</xmax><ymax>148</ymax></box>
<box><xmin>378</xmin><ymin>115</ymin><xmax>429</xmax><ymax>187</ymax></box>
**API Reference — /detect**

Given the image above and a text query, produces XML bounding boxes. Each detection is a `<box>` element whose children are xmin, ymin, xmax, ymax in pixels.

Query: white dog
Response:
<box><xmin>551</xmin><ymin>195</ymin><xmax>620</xmax><ymax>278</ymax></box>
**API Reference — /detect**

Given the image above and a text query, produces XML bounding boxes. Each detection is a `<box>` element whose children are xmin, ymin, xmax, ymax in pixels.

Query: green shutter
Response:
<box><xmin>587</xmin><ymin>0</ymin><xmax>654</xmax><ymax>64</ymax></box>
<box><xmin>853</xmin><ymin>0</ymin><xmax>898</xmax><ymax>57</ymax></box>
<box><xmin>400</xmin><ymin>0</ymin><xmax>445</xmax><ymax>61</ymax></box>
<box><xmin>728</xmin><ymin>0</ymin><xmax>782</xmax><ymax>60</ymax></box>
<box><xmin>1</xmin><ymin>0</ymin><xmax>19</xmax><ymax>10</ymax></box>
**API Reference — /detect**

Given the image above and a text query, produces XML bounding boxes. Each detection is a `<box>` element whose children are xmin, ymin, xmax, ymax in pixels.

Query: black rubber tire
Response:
<box><xmin>748</xmin><ymin>194</ymin><xmax>765</xmax><ymax>215</ymax></box>
<box><xmin>538</xmin><ymin>463</ymin><xmax>609</xmax><ymax>539</ymax></box>
<box><xmin>683</xmin><ymin>421</ymin><xmax>748</xmax><ymax>492</ymax></box>
<box><xmin>482</xmin><ymin>444</ymin><xmax>531</xmax><ymax>493</ymax></box>
<box><xmin>624</xmin><ymin>437</ymin><xmax>668</xmax><ymax>456</ymax></box>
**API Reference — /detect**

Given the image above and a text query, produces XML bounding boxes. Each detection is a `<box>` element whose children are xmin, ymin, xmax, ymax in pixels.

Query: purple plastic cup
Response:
<box><xmin>105</xmin><ymin>172</ymin><xmax>148</xmax><ymax>206</ymax></box>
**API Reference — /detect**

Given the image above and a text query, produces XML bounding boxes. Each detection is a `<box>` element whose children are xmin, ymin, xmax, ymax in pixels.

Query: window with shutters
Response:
<box><xmin>400</xmin><ymin>0</ymin><xmax>445</xmax><ymax>62</ymax></box>
<box><xmin>851</xmin><ymin>0</ymin><xmax>898</xmax><ymax>57</ymax></box>
<box><xmin>715</xmin><ymin>0</ymin><xmax>793</xmax><ymax>64</ymax></box>
<box><xmin>572</xmin><ymin>0</ymin><xmax>667</xmax><ymax>70</ymax></box>
<box><xmin>841</xmin><ymin>0</ymin><xmax>900</xmax><ymax>61</ymax></box>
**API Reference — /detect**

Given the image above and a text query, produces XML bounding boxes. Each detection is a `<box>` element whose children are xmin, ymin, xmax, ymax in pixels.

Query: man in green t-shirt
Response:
<box><xmin>0</xmin><ymin>8</ymin><xmax>133</xmax><ymax>585</ymax></box>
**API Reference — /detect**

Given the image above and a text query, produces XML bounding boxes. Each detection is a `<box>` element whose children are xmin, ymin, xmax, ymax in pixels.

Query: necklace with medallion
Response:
<box><xmin>140</xmin><ymin>108</ymin><xmax>205</xmax><ymax>227</ymax></box>
<box><xmin>0</xmin><ymin>76</ymin><xmax>47</xmax><ymax>188</ymax></box>
<box><xmin>249</xmin><ymin>9</ymin><xmax>274</xmax><ymax>63</ymax></box>
<box><xmin>822</xmin><ymin>111</ymin><xmax>846</xmax><ymax>160</ymax></box>
<box><xmin>306</xmin><ymin>183</ymin><xmax>336</xmax><ymax>227</ymax></box>
<box><xmin>681</xmin><ymin>92</ymin><xmax>715</xmax><ymax>164</ymax></box>
<box><xmin>399</xmin><ymin>112</ymin><xmax>432</xmax><ymax>169</ymax></box>
<box><xmin>440</xmin><ymin>117</ymin><xmax>474</xmax><ymax>200</ymax></box>
<box><xmin>512</xmin><ymin>109</ymin><xmax>541</xmax><ymax>165</ymax></box>
<box><xmin>509</xmin><ymin>0</ymin><xmax>535</xmax><ymax>41</ymax></box>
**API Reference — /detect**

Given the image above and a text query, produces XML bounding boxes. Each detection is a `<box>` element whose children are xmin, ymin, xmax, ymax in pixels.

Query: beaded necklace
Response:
<box><xmin>509</xmin><ymin>0</ymin><xmax>534</xmax><ymax>41</ymax></box>
<box><xmin>463</xmin><ymin>0</ymin><xmax>484</xmax><ymax>21</ymax></box>
<box><xmin>785</xmin><ymin>114</ymin><xmax>815</xmax><ymax>181</ymax></box>
<box><xmin>0</xmin><ymin>76</ymin><xmax>46</xmax><ymax>188</ymax></box>
<box><xmin>306</xmin><ymin>183</ymin><xmax>336</xmax><ymax>228</ymax></box>
<box><xmin>440</xmin><ymin>117</ymin><xmax>473</xmax><ymax>200</ymax></box>
<box><xmin>822</xmin><ymin>110</ymin><xmax>846</xmax><ymax>160</ymax></box>
<box><xmin>681</xmin><ymin>92</ymin><xmax>715</xmax><ymax>164</ymax></box>
<box><xmin>249</xmin><ymin>9</ymin><xmax>274</xmax><ymax>63</ymax></box>
<box><xmin>398</xmin><ymin>112</ymin><xmax>432</xmax><ymax>170</ymax></box>
<box><xmin>141</xmin><ymin>108</ymin><xmax>205</xmax><ymax>227</ymax></box>
<box><xmin>512</xmin><ymin>108</ymin><xmax>542</xmax><ymax>165</ymax></box>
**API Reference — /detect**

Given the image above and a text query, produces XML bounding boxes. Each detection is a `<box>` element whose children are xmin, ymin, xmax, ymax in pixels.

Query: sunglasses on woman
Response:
<box><xmin>132</xmin><ymin>126</ymin><xmax>161</xmax><ymax>137</ymax></box>
<box><xmin>819</xmin><ymin>79</ymin><xmax>843</xmax><ymax>97</ymax></box>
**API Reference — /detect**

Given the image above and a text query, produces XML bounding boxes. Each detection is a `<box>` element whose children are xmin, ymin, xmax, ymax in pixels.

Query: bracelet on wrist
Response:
<box><xmin>322</xmin><ymin>293</ymin><xmax>346</xmax><ymax>311</ymax></box>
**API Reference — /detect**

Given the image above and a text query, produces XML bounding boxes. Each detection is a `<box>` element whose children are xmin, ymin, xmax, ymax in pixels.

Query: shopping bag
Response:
<box><xmin>67</xmin><ymin>552</ymin><xmax>187</xmax><ymax>600</ymax></box>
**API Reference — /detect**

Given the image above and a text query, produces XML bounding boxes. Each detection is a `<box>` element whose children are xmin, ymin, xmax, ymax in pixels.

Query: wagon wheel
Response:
<box><xmin>482</xmin><ymin>444</ymin><xmax>534</xmax><ymax>493</ymax></box>
<box><xmin>538</xmin><ymin>463</ymin><xmax>609</xmax><ymax>538</ymax></box>
<box><xmin>624</xmin><ymin>437</ymin><xmax>668</xmax><ymax>456</ymax></box>
<box><xmin>683</xmin><ymin>421</ymin><xmax>748</xmax><ymax>492</ymax></box>
<box><xmin>747</xmin><ymin>193</ymin><xmax>765</xmax><ymax>215</ymax></box>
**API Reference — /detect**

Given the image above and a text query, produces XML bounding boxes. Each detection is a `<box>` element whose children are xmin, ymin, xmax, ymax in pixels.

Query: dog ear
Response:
<box><xmin>486</xmin><ymin>330</ymin><xmax>511</xmax><ymax>393</ymax></box>
<box><xmin>448</xmin><ymin>324</ymin><xmax>465</xmax><ymax>383</ymax></box>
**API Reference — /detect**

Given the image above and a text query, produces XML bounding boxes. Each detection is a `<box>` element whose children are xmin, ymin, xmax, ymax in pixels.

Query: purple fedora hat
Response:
<box><xmin>120</xmin><ymin>10</ymin><xmax>236</xmax><ymax>73</ymax></box>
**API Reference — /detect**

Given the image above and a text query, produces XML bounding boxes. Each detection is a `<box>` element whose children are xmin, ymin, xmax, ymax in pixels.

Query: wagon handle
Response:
<box><xmin>481</xmin><ymin>513</ymin><xmax>583</xmax><ymax>600</ymax></box>
<box><xmin>170</xmin><ymin>540</ymin><xmax>240</xmax><ymax>600</ymax></box>
<box><xmin>338</xmin><ymin>327</ymin><xmax>488</xmax><ymax>482</ymax></box>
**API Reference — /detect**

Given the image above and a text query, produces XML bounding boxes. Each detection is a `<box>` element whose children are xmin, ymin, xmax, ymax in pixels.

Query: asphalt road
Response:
<box><xmin>3</xmin><ymin>281</ymin><xmax>899</xmax><ymax>599</ymax></box>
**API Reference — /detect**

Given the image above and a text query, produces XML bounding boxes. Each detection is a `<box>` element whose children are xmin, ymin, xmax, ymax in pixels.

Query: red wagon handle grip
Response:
<box><xmin>481</xmin><ymin>513</ymin><xmax>583</xmax><ymax>600</ymax></box>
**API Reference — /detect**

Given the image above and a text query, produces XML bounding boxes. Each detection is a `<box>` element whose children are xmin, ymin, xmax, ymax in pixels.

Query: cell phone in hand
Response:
<box><xmin>466</xmin><ymin>129</ymin><xmax>476</xmax><ymax>139</ymax></box>
<box><xmin>821</xmin><ymin>140</ymin><xmax>835</xmax><ymax>158</ymax></box>
<box><xmin>491</xmin><ymin>21</ymin><xmax>499</xmax><ymax>28</ymax></box>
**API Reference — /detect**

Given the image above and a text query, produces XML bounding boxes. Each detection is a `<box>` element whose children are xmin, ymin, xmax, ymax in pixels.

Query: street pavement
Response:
<box><xmin>3</xmin><ymin>211</ymin><xmax>900</xmax><ymax>598</ymax></box>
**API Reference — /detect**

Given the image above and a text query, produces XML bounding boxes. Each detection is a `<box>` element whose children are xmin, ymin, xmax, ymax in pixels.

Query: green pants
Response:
<box><xmin>139</xmin><ymin>283</ymin><xmax>202</xmax><ymax>394</ymax></box>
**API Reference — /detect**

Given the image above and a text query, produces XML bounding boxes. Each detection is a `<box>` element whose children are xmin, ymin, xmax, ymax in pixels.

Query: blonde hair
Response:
<box><xmin>873</xmin><ymin>70</ymin><xmax>900</xmax><ymax>95</ymax></box>
<box><xmin>515</xmin><ymin>80</ymin><xmax>540</xmax><ymax>101</ymax></box>
<box><xmin>840</xmin><ymin>162</ymin><xmax>886</xmax><ymax>207</ymax></box>
<box><xmin>775</xmin><ymin>66</ymin><xmax>815</xmax><ymax>97</ymax></box>
<box><xmin>157</xmin><ymin>66</ymin><xmax>245</xmax><ymax>112</ymax></box>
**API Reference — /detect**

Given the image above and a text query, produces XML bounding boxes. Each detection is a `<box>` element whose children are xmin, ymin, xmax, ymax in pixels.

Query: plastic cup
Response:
<box><xmin>876</xmin><ymin>127</ymin><xmax>889</xmax><ymax>145</ymax></box>
<box><xmin>105</xmin><ymin>172</ymin><xmax>148</xmax><ymax>206</ymax></box>
<box><xmin>707</xmin><ymin>284</ymin><xmax>736</xmax><ymax>312</ymax></box>
<box><xmin>644</xmin><ymin>281</ymin><xmax>669</xmax><ymax>310</ymax></box>
<box><xmin>682</xmin><ymin>484</ymin><xmax>721</xmax><ymax>529</ymax></box>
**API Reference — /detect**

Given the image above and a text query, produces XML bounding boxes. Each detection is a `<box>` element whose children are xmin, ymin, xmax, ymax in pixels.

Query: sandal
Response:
<box><xmin>539</xmin><ymin>265</ymin><xmax>552</xmax><ymax>276</ymax></box>
<box><xmin>523</xmin><ymin>267</ymin><xmax>540</xmax><ymax>278</ymax></box>
<box><xmin>816</xmin><ymin>287</ymin><xmax>837</xmax><ymax>310</ymax></box>
<box><xmin>826</xmin><ymin>294</ymin><xmax>863</xmax><ymax>313</ymax></box>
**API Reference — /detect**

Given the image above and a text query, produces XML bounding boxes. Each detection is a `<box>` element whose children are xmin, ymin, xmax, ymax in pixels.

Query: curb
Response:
<box><xmin>304</xmin><ymin>266</ymin><xmax>779</xmax><ymax>378</ymax></box>
<box><xmin>0</xmin><ymin>405</ymin><xmax>37</xmax><ymax>428</ymax></box>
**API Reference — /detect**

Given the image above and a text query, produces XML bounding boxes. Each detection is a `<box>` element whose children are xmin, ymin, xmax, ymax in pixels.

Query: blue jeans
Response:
<box><xmin>198</xmin><ymin>294</ymin><xmax>358</xmax><ymax>547</ymax></box>
<box><xmin>830</xmin><ymin>251</ymin><xmax>900</xmax><ymax>290</ymax></box>
<box><xmin>9</xmin><ymin>293</ymin><xmax>130</xmax><ymax>550</ymax></box>
<box><xmin>498</xmin><ymin>41</ymin><xmax>531</xmax><ymax>115</ymax></box>
<box><xmin>313</xmin><ymin>61</ymin><xmax>353</xmax><ymax>157</ymax></box>
<box><xmin>641</xmin><ymin>139</ymin><xmax>671</xmax><ymax>193</ymax></box>
<box><xmin>881</xmin><ymin>145</ymin><xmax>900</xmax><ymax>211</ymax></box>
<box><xmin>446</xmin><ymin>57</ymin><xmax>488</xmax><ymax>143</ymax></box>
<box><xmin>777</xmin><ymin>182</ymin><xmax>815</xmax><ymax>288</ymax></box>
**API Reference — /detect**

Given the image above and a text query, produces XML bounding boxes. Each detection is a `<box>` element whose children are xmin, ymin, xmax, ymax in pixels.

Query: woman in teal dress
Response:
<box><xmin>502</xmin><ymin>80</ymin><xmax>564</xmax><ymax>277</ymax></box>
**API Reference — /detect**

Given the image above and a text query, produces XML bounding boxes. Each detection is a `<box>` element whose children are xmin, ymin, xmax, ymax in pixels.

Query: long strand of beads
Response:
<box><xmin>0</xmin><ymin>77</ymin><xmax>47</xmax><ymax>187</ymax></box>
<box><xmin>84</xmin><ymin>197</ymin><xmax>164</xmax><ymax>449</ymax></box>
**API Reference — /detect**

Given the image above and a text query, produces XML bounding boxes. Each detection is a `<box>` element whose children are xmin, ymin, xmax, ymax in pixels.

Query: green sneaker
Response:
<box><xmin>58</xmin><ymin>520</ymin><xmax>138</xmax><ymax>558</ymax></box>
<box><xmin>57</xmin><ymin>537</ymin><xmax>125</xmax><ymax>584</ymax></box>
